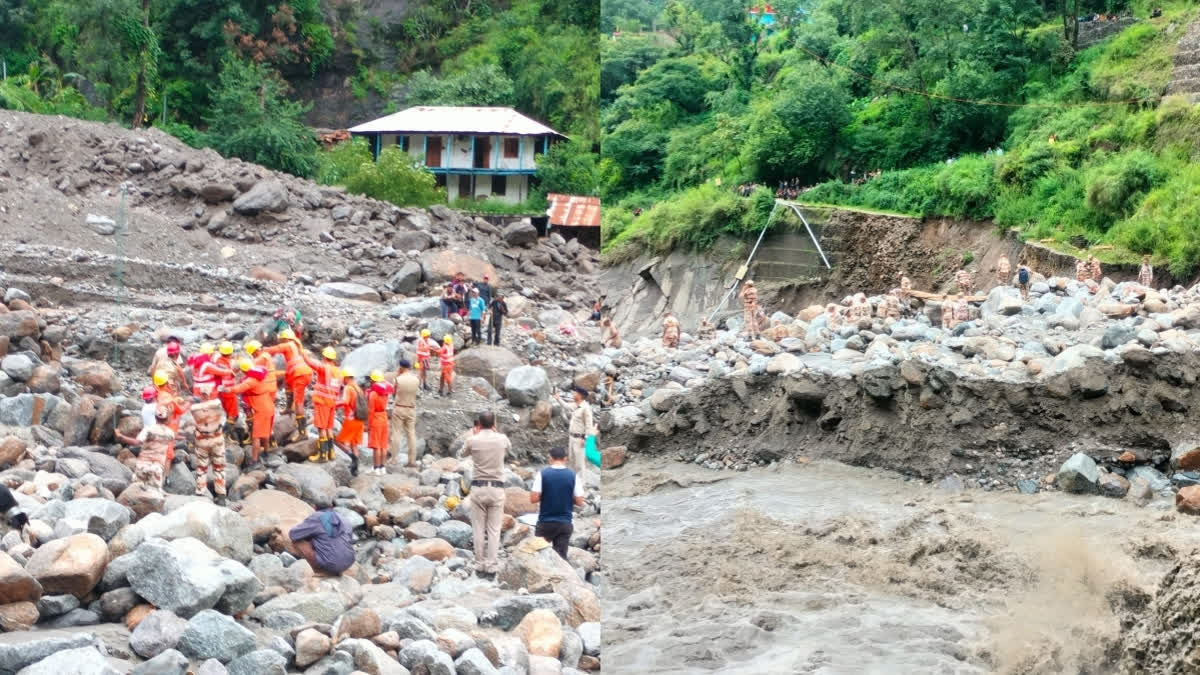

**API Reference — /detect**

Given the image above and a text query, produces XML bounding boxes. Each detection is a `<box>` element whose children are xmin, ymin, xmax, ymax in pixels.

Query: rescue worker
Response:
<box><xmin>265</xmin><ymin>329</ymin><xmax>313</xmax><ymax>435</ymax></box>
<box><xmin>1016</xmin><ymin>264</ymin><xmax>1032</xmax><ymax>300</ymax></box>
<box><xmin>899</xmin><ymin>272</ymin><xmax>913</xmax><ymax>301</ymax></box>
<box><xmin>391</xmin><ymin>359</ymin><xmax>420</xmax><ymax>468</ymax></box>
<box><xmin>438</xmin><ymin>335</ymin><xmax>455</xmax><ymax>397</ymax></box>
<box><xmin>662</xmin><ymin>311</ymin><xmax>680</xmax><ymax>348</ymax></box>
<box><xmin>942</xmin><ymin>295</ymin><xmax>957</xmax><ymax>331</ymax></box>
<box><xmin>1089</xmin><ymin>254</ymin><xmax>1102</xmax><ymax>281</ymax></box>
<box><xmin>367</xmin><ymin>371</ymin><xmax>392</xmax><ymax>475</ymax></box>
<box><xmin>333</xmin><ymin>368</ymin><xmax>363</xmax><ymax>476</ymax></box>
<box><xmin>601</xmin><ymin>318</ymin><xmax>622</xmax><ymax>348</ymax></box>
<box><xmin>268</xmin><ymin>307</ymin><xmax>303</xmax><ymax>342</ymax></box>
<box><xmin>1075</xmin><ymin>257</ymin><xmax>1089</xmax><ymax>282</ymax></box>
<box><xmin>152</xmin><ymin>370</ymin><xmax>190</xmax><ymax>465</ymax></box>
<box><xmin>825</xmin><ymin>304</ymin><xmax>843</xmax><ymax>330</ymax></box>
<box><xmin>696</xmin><ymin>318</ymin><xmax>715</xmax><ymax>341</ymax></box>
<box><xmin>740</xmin><ymin>280</ymin><xmax>761</xmax><ymax>339</ymax></box>
<box><xmin>852</xmin><ymin>293</ymin><xmax>871</xmax><ymax>321</ymax></box>
<box><xmin>244</xmin><ymin>340</ymin><xmax>280</xmax><ymax>450</ymax></box>
<box><xmin>191</xmin><ymin>344</ymin><xmax>232</xmax><ymax>401</ymax></box>
<box><xmin>460</xmin><ymin>412</ymin><xmax>510</xmax><ymax>577</ymax></box>
<box><xmin>996</xmin><ymin>257</ymin><xmax>1011</xmax><ymax>288</ymax></box>
<box><xmin>881</xmin><ymin>290</ymin><xmax>902</xmax><ymax>321</ymax></box>
<box><xmin>149</xmin><ymin>336</ymin><xmax>189</xmax><ymax>395</ymax></box>
<box><xmin>1139</xmin><ymin>255</ymin><xmax>1154</xmax><ymax>289</ymax></box>
<box><xmin>223</xmin><ymin>365</ymin><xmax>273</xmax><ymax>470</ymax></box>
<box><xmin>303</xmin><ymin>346</ymin><xmax>342</xmax><ymax>463</ymax></box>
<box><xmin>214</xmin><ymin>342</ymin><xmax>240</xmax><ymax>441</ymax></box>
<box><xmin>556</xmin><ymin>387</ymin><xmax>594</xmax><ymax>476</ymax></box>
<box><xmin>953</xmin><ymin>294</ymin><xmax>971</xmax><ymax>326</ymax></box>
<box><xmin>134</xmin><ymin>404</ymin><xmax>175</xmax><ymax>493</ymax></box>
<box><xmin>190</xmin><ymin>397</ymin><xmax>227</xmax><ymax>503</ymax></box>
<box><xmin>955</xmin><ymin>267</ymin><xmax>973</xmax><ymax>295</ymax></box>
<box><xmin>415</xmin><ymin>329</ymin><xmax>440</xmax><ymax>391</ymax></box>
<box><xmin>235</xmin><ymin>360</ymin><xmax>256</xmax><ymax>448</ymax></box>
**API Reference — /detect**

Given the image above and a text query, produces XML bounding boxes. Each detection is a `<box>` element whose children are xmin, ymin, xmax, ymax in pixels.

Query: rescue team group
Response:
<box><xmin>124</xmin><ymin>324</ymin><xmax>461</xmax><ymax>505</ymax></box>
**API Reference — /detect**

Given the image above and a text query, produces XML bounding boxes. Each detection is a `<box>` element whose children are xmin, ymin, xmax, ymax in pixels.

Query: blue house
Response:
<box><xmin>348</xmin><ymin>106</ymin><xmax>566</xmax><ymax>204</ymax></box>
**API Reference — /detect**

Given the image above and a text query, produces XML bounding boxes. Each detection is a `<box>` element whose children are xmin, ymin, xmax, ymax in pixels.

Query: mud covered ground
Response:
<box><xmin>604</xmin><ymin>457</ymin><xmax>1200</xmax><ymax>674</ymax></box>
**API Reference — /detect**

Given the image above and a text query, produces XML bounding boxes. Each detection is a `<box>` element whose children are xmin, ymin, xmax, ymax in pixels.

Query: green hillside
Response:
<box><xmin>601</xmin><ymin>0</ymin><xmax>1200</xmax><ymax>277</ymax></box>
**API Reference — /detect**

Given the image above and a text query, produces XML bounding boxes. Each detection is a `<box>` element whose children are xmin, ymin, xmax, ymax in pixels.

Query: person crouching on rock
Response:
<box><xmin>288</xmin><ymin>495</ymin><xmax>354</xmax><ymax>577</ymax></box>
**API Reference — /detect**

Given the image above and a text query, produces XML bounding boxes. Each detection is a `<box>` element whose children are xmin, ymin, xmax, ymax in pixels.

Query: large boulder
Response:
<box><xmin>419</xmin><ymin>250</ymin><xmax>496</xmax><ymax>284</ymax></box>
<box><xmin>129</xmin><ymin>609</ymin><xmax>189</xmax><ymax>659</ymax></box>
<box><xmin>342</xmin><ymin>341</ymin><xmax>405</xmax><ymax>381</ymax></box>
<box><xmin>387</xmin><ymin>262</ymin><xmax>424</xmax><ymax>294</ymax></box>
<box><xmin>1171</xmin><ymin>439</ymin><xmax>1200</xmax><ymax>472</ymax></box>
<box><xmin>488</xmin><ymin>594</ymin><xmax>570</xmax><ymax>631</ymax></box>
<box><xmin>118</xmin><ymin>501</ymin><xmax>253</xmax><ymax>563</ymax></box>
<box><xmin>0</xmin><ymin>311</ymin><xmax>41</xmax><ymax>340</ymax></box>
<box><xmin>0</xmin><ymin>633</ymin><xmax>107</xmax><ymax>673</ymax></box>
<box><xmin>57</xmin><ymin>447</ymin><xmax>132</xmax><ymax>495</ymax></box>
<box><xmin>23</xmin><ymin>533</ymin><xmax>108</xmax><ymax>599</ymax></box>
<box><xmin>238</xmin><ymin>490</ymin><xmax>313</xmax><ymax>551</ymax></box>
<box><xmin>59</xmin><ymin>499</ymin><xmax>132</xmax><ymax>542</ymax></box>
<box><xmin>398</xmin><ymin>640</ymin><xmax>455</xmax><ymax>675</ymax></box>
<box><xmin>124</xmin><ymin>537</ymin><xmax>262</xmax><ymax>618</ymax></box>
<box><xmin>394</xmin><ymin>230</ymin><xmax>435</xmax><ymax>252</ymax></box>
<box><xmin>1</xmin><ymin>355</ymin><xmax>33</xmax><ymax>382</ymax></box>
<box><xmin>176</xmin><ymin>610</ymin><xmax>256</xmax><ymax>663</ymax></box>
<box><xmin>513</xmin><ymin>609</ymin><xmax>562</xmax><ymax>658</ymax></box>
<box><xmin>501</xmin><ymin>221</ymin><xmax>538</xmax><ymax>247</ymax></box>
<box><xmin>1057</xmin><ymin>452</ymin><xmax>1100</xmax><ymax>494</ymax></box>
<box><xmin>389</xmin><ymin>298</ymin><xmax>441</xmax><ymax>319</ymax></box>
<box><xmin>231</xmin><ymin>180</ymin><xmax>288</xmax><ymax>215</ymax></box>
<box><xmin>457</xmin><ymin>347</ymin><xmax>523</xmax><ymax>384</ymax></box>
<box><xmin>249</xmin><ymin>591</ymin><xmax>348</xmax><ymax>624</ymax></box>
<box><xmin>504</xmin><ymin>366</ymin><xmax>550</xmax><ymax>407</ymax></box>
<box><xmin>317</xmin><ymin>283</ymin><xmax>382</xmax><ymax>303</ymax></box>
<box><xmin>499</xmin><ymin>538</ymin><xmax>599</xmax><ymax>627</ymax></box>
<box><xmin>273</xmin><ymin>463</ymin><xmax>337</xmax><ymax>505</ymax></box>
<box><xmin>13</xmin><ymin>646</ymin><xmax>117</xmax><ymax>675</ymax></box>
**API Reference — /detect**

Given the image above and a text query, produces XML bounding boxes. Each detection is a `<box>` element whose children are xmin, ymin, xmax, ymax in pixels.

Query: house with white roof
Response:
<box><xmin>347</xmin><ymin>106</ymin><xmax>567</xmax><ymax>205</ymax></box>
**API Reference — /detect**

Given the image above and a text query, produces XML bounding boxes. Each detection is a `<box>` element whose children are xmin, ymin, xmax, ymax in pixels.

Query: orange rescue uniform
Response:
<box><xmin>439</xmin><ymin>343</ymin><xmax>455</xmax><ymax>387</ymax></box>
<box><xmin>367</xmin><ymin>386</ymin><xmax>390</xmax><ymax>451</ymax></box>
<box><xmin>215</xmin><ymin>355</ymin><xmax>239</xmax><ymax>419</ymax></box>
<box><xmin>265</xmin><ymin>340</ymin><xmax>313</xmax><ymax>409</ymax></box>
<box><xmin>228</xmin><ymin>376</ymin><xmax>275</xmax><ymax>440</ymax></box>
<box><xmin>304</xmin><ymin>355</ymin><xmax>341</xmax><ymax>431</ymax></box>
<box><xmin>334</xmin><ymin>383</ymin><xmax>364</xmax><ymax>445</ymax></box>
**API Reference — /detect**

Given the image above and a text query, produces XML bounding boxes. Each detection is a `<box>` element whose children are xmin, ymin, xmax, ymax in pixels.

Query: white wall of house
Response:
<box><xmin>378</xmin><ymin>133</ymin><xmax>546</xmax><ymax>171</ymax></box>
<box><xmin>444</xmin><ymin>173</ymin><xmax>530</xmax><ymax>204</ymax></box>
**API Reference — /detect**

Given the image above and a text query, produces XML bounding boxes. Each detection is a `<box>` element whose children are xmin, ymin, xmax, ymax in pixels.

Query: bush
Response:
<box><xmin>315</xmin><ymin>138</ymin><xmax>373</xmax><ymax>186</ymax></box>
<box><xmin>160</xmin><ymin>121</ymin><xmax>205</xmax><ymax>149</ymax></box>
<box><xmin>1084</xmin><ymin>150</ymin><xmax>1167</xmax><ymax>227</ymax></box>
<box><xmin>342</xmin><ymin>146</ymin><xmax>446</xmax><ymax>208</ymax></box>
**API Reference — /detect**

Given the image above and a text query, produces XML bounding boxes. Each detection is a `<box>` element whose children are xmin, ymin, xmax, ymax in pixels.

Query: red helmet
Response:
<box><xmin>141</xmin><ymin>386</ymin><xmax>157</xmax><ymax>401</ymax></box>
<box><xmin>371</xmin><ymin>382</ymin><xmax>392</xmax><ymax>396</ymax></box>
<box><xmin>166</xmin><ymin>342</ymin><xmax>181</xmax><ymax>356</ymax></box>
<box><xmin>247</xmin><ymin>366</ymin><xmax>267</xmax><ymax>381</ymax></box>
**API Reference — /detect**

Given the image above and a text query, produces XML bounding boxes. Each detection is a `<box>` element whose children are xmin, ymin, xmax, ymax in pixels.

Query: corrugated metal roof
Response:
<box><xmin>547</xmin><ymin>193</ymin><xmax>601</xmax><ymax>227</ymax></box>
<box><xmin>348</xmin><ymin>106</ymin><xmax>565</xmax><ymax>137</ymax></box>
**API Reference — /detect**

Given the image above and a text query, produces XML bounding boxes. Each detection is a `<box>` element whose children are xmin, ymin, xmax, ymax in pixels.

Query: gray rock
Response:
<box><xmin>98</xmin><ymin>587</ymin><xmax>140</xmax><ymax>622</ymax></box>
<box><xmin>2</xmin><ymin>289</ymin><xmax>30</xmax><ymax>305</ymax></box>
<box><xmin>14</xmin><ymin>646</ymin><xmax>117</xmax><ymax>675</ymax></box>
<box><xmin>578</xmin><ymin>621</ymin><xmax>600</xmax><ymax>655</ymax></box>
<box><xmin>126</xmin><ymin>538</ymin><xmax>262</xmax><ymax>619</ymax></box>
<box><xmin>501</xmin><ymin>222</ymin><xmax>538</xmax><ymax>247</ymax></box>
<box><xmin>318</xmin><ymin>283</ymin><xmax>382</xmax><ymax>303</ymax></box>
<box><xmin>36</xmin><ymin>594</ymin><xmax>79</xmax><ymax>619</ymax></box>
<box><xmin>667</xmin><ymin>366</ymin><xmax>701</xmax><ymax>384</ymax></box>
<box><xmin>397</xmin><ymin>640</ymin><xmax>454</xmax><ymax>675</ymax></box>
<box><xmin>177</xmin><ymin>610</ymin><xmax>256</xmax><ymax>663</ymax></box>
<box><xmin>40</xmin><ymin>608</ymin><xmax>99</xmax><ymax>628</ymax></box>
<box><xmin>164</xmin><ymin>461</ymin><xmax>197</xmax><ymax>496</ymax></box>
<box><xmin>226</xmin><ymin>650</ymin><xmax>287</xmax><ymax>675</ymax></box>
<box><xmin>389</xmin><ymin>298</ymin><xmax>441</xmax><ymax>319</ymax></box>
<box><xmin>262</xmin><ymin>610</ymin><xmax>306</xmax><ymax>631</ymax></box>
<box><xmin>454</xmin><ymin>649</ymin><xmax>499</xmax><ymax>675</ymax></box>
<box><xmin>341</xmin><ymin>341</ymin><xmax>405</xmax><ymax>384</ymax></box>
<box><xmin>196</xmin><ymin>660</ymin><xmax>229</xmax><ymax>675</ymax></box>
<box><xmin>57</xmin><ymin>447</ymin><xmax>132</xmax><ymax>495</ymax></box>
<box><xmin>232</xmin><ymin>180</ymin><xmax>288</xmax><ymax>215</ymax></box>
<box><xmin>486</xmin><ymin>594</ymin><xmax>570</xmax><ymax>631</ymax></box>
<box><xmin>124</xmin><ymin>501</ymin><xmax>254</xmax><ymax>563</ymax></box>
<box><xmin>0</xmin><ymin>634</ymin><xmax>105</xmax><ymax>673</ymax></box>
<box><xmin>560</xmin><ymin>630</ymin><xmax>583</xmax><ymax>668</ymax></box>
<box><xmin>1016</xmin><ymin>479</ymin><xmax>1039</xmax><ymax>494</ymax></box>
<box><xmin>302</xmin><ymin>651</ymin><xmax>354</xmax><ymax>675</ymax></box>
<box><xmin>1</xmin><ymin>355</ymin><xmax>34</xmax><ymax>382</ymax></box>
<box><xmin>387</xmin><ymin>262</ymin><xmax>423</xmax><ymax>294</ymax></box>
<box><xmin>394</xmin><ymin>230</ymin><xmax>434</xmax><ymax>252</ymax></box>
<box><xmin>85</xmin><ymin>214</ymin><xmax>116</xmax><ymax>236</ymax></box>
<box><xmin>250</xmin><ymin>592</ymin><xmax>347</xmax><ymax>625</ymax></box>
<box><xmin>1130</xmin><ymin>465</ymin><xmax>1173</xmax><ymax>493</ymax></box>
<box><xmin>1101</xmin><ymin>323</ymin><xmax>1138</xmax><ymax>349</ymax></box>
<box><xmin>385</xmin><ymin>613</ymin><xmax>436</xmax><ymax>642</ymax></box>
<box><xmin>274</xmin><ymin>463</ymin><xmax>337</xmax><ymax>505</ymax></box>
<box><xmin>60</xmin><ymin>498</ymin><xmax>131</xmax><ymax>541</ymax></box>
<box><xmin>131</xmin><ymin>649</ymin><xmax>190</xmax><ymax>675</ymax></box>
<box><xmin>130</xmin><ymin>609</ymin><xmax>189</xmax><ymax>659</ymax></box>
<box><xmin>437</xmin><ymin>520</ymin><xmax>472</xmax><ymax>549</ymax></box>
<box><xmin>1057</xmin><ymin>453</ymin><xmax>1099</xmax><ymax>494</ymax></box>
<box><xmin>504</xmin><ymin>366</ymin><xmax>550</xmax><ymax>407</ymax></box>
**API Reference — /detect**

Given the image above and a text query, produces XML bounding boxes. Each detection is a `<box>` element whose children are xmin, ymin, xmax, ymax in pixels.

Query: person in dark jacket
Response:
<box><xmin>288</xmin><ymin>496</ymin><xmax>354</xmax><ymax>575</ymax></box>
<box><xmin>530</xmin><ymin>446</ymin><xmax>584</xmax><ymax>560</ymax></box>
<box><xmin>488</xmin><ymin>292</ymin><xmax>509</xmax><ymax>346</ymax></box>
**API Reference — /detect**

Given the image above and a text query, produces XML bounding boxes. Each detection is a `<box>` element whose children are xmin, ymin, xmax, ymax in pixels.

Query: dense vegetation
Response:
<box><xmin>0</xmin><ymin>0</ymin><xmax>598</xmax><ymax>206</ymax></box>
<box><xmin>600</xmin><ymin>0</ymin><xmax>1200</xmax><ymax>277</ymax></box>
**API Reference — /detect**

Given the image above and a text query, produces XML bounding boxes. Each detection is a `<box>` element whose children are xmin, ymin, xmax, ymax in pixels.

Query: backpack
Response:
<box><xmin>353</xmin><ymin>386</ymin><xmax>368</xmax><ymax>420</ymax></box>
<box><xmin>1018</xmin><ymin>267</ymin><xmax>1030</xmax><ymax>284</ymax></box>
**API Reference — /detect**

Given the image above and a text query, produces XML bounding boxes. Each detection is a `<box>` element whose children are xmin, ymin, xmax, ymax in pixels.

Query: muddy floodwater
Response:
<box><xmin>602</xmin><ymin>458</ymin><xmax>1200</xmax><ymax>674</ymax></box>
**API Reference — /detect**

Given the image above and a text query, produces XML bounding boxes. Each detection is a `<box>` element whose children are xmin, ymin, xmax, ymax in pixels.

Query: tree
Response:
<box><xmin>535</xmin><ymin>138</ymin><xmax>612</xmax><ymax>196</ymax></box>
<box><xmin>343</xmin><ymin>146</ymin><xmax>446</xmax><ymax>208</ymax></box>
<box><xmin>399</xmin><ymin>64</ymin><xmax>516</xmax><ymax>107</ymax></box>
<box><xmin>741</xmin><ymin>66</ymin><xmax>849</xmax><ymax>183</ymax></box>
<box><xmin>202</xmin><ymin>58</ymin><xmax>317</xmax><ymax>177</ymax></box>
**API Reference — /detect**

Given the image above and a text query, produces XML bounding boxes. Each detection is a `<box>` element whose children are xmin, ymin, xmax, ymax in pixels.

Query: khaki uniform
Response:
<box><xmin>1075</xmin><ymin>259</ymin><xmax>1088</xmax><ymax>282</ymax></box>
<box><xmin>826</xmin><ymin>307</ymin><xmax>842</xmax><ymax>330</ymax></box>
<box><xmin>191</xmin><ymin>399</ymin><xmax>226</xmax><ymax>496</ymax></box>
<box><xmin>463</xmin><ymin>429</ymin><xmax>510</xmax><ymax>573</ymax></box>
<box><xmin>941</xmin><ymin>300</ymin><xmax>956</xmax><ymax>331</ymax></box>
<box><xmin>955</xmin><ymin>269</ymin><xmax>973</xmax><ymax>295</ymax></box>
<box><xmin>1089</xmin><ymin>257</ymin><xmax>1102</xmax><ymax>281</ymax></box>
<box><xmin>662</xmin><ymin>316</ymin><xmax>680</xmax><ymax>348</ymax></box>
<box><xmin>899</xmin><ymin>275</ymin><xmax>912</xmax><ymax>300</ymax></box>
<box><xmin>149</xmin><ymin>349</ymin><xmax>189</xmax><ymax>396</ymax></box>
<box><xmin>135</xmin><ymin>423</ymin><xmax>174</xmax><ymax>491</ymax></box>
<box><xmin>996</xmin><ymin>258</ymin><xmax>1010</xmax><ymax>286</ymax></box>
<box><xmin>954</xmin><ymin>298</ymin><xmax>970</xmax><ymax>324</ymax></box>
<box><xmin>697</xmin><ymin>320</ymin><xmax>715</xmax><ymax>340</ymax></box>
<box><xmin>1139</xmin><ymin>262</ymin><xmax>1153</xmax><ymax>288</ymax></box>
<box><xmin>391</xmin><ymin>371</ymin><xmax>420</xmax><ymax>465</ymax></box>
<box><xmin>602</xmin><ymin>322</ymin><xmax>622</xmax><ymax>348</ymax></box>
<box><xmin>881</xmin><ymin>294</ymin><xmax>902</xmax><ymax>320</ymax></box>
<box><xmin>567</xmin><ymin>399</ymin><xmax>594</xmax><ymax>476</ymax></box>
<box><xmin>740</xmin><ymin>285</ymin><xmax>760</xmax><ymax>338</ymax></box>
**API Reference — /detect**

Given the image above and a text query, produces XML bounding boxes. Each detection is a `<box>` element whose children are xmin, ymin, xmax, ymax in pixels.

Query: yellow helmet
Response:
<box><xmin>443</xmin><ymin>335</ymin><xmax>453</xmax><ymax>343</ymax></box>
<box><xmin>244</xmin><ymin>340</ymin><xmax>261</xmax><ymax>355</ymax></box>
<box><xmin>420</xmin><ymin>329</ymin><xmax>431</xmax><ymax>338</ymax></box>
<box><xmin>238</xmin><ymin>360</ymin><xmax>252</xmax><ymax>372</ymax></box>
<box><xmin>445</xmin><ymin>496</ymin><xmax>460</xmax><ymax>511</ymax></box>
<box><xmin>322</xmin><ymin>346</ymin><xmax>337</xmax><ymax>360</ymax></box>
<box><xmin>341</xmin><ymin>367</ymin><xmax>356</xmax><ymax>379</ymax></box>
<box><xmin>369</xmin><ymin>370</ymin><xmax>384</xmax><ymax>382</ymax></box>
<box><xmin>278</xmin><ymin>328</ymin><xmax>296</xmax><ymax>342</ymax></box>
<box><xmin>152</xmin><ymin>370</ymin><xmax>169</xmax><ymax>387</ymax></box>
<box><xmin>199</xmin><ymin>343</ymin><xmax>215</xmax><ymax>355</ymax></box>
<box><xmin>218</xmin><ymin>341</ymin><xmax>234</xmax><ymax>356</ymax></box>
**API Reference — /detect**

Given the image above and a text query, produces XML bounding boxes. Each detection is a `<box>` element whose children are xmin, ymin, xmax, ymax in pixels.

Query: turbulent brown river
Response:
<box><xmin>602</xmin><ymin>458</ymin><xmax>1200</xmax><ymax>674</ymax></box>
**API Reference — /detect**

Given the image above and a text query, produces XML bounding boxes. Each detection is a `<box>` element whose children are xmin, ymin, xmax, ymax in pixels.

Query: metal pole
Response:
<box><xmin>786</xmin><ymin>201</ymin><xmax>831</xmax><ymax>269</ymax></box>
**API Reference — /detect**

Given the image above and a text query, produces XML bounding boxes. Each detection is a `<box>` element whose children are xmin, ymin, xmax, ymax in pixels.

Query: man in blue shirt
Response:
<box><xmin>530</xmin><ymin>446</ymin><xmax>584</xmax><ymax>560</ymax></box>
<box><xmin>467</xmin><ymin>288</ymin><xmax>487</xmax><ymax>346</ymax></box>
<box><xmin>288</xmin><ymin>495</ymin><xmax>355</xmax><ymax>576</ymax></box>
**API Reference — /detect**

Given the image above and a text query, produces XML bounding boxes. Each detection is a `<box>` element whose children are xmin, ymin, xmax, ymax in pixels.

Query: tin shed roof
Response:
<box><xmin>547</xmin><ymin>194</ymin><xmax>601</xmax><ymax>227</ymax></box>
<box><xmin>348</xmin><ymin>107</ymin><xmax>565</xmax><ymax>137</ymax></box>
